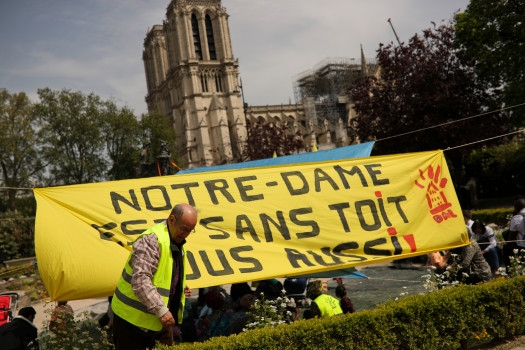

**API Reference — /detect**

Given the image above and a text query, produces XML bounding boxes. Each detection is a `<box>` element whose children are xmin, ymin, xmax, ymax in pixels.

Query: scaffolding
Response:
<box><xmin>293</xmin><ymin>56</ymin><xmax>378</xmax><ymax>125</ymax></box>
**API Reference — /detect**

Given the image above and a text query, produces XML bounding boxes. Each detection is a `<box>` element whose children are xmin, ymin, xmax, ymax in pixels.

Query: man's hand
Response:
<box><xmin>159</xmin><ymin>311</ymin><xmax>175</xmax><ymax>329</ymax></box>
<box><xmin>184</xmin><ymin>286</ymin><xmax>192</xmax><ymax>298</ymax></box>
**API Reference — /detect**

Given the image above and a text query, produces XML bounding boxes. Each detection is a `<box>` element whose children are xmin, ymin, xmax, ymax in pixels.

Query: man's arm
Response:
<box><xmin>130</xmin><ymin>234</ymin><xmax>169</xmax><ymax>319</ymax></box>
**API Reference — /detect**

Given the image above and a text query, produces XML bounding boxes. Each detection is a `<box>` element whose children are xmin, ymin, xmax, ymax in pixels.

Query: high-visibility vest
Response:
<box><xmin>313</xmin><ymin>294</ymin><xmax>343</xmax><ymax>317</ymax></box>
<box><xmin>111</xmin><ymin>222</ymin><xmax>186</xmax><ymax>331</ymax></box>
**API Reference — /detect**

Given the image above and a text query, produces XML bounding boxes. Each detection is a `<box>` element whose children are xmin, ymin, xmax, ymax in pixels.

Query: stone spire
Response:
<box><xmin>360</xmin><ymin>44</ymin><xmax>369</xmax><ymax>76</ymax></box>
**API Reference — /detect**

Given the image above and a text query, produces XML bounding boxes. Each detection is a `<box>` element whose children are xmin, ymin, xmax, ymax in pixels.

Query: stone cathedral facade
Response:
<box><xmin>143</xmin><ymin>0</ymin><xmax>374</xmax><ymax>168</ymax></box>
<box><xmin>143</xmin><ymin>0</ymin><xmax>246</xmax><ymax>168</ymax></box>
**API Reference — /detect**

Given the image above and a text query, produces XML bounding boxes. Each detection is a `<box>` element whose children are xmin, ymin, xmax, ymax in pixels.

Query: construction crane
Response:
<box><xmin>387</xmin><ymin>18</ymin><xmax>402</xmax><ymax>46</ymax></box>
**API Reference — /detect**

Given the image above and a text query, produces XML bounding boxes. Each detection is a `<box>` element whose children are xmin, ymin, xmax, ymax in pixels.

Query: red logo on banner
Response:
<box><xmin>415</xmin><ymin>165</ymin><xmax>457</xmax><ymax>223</ymax></box>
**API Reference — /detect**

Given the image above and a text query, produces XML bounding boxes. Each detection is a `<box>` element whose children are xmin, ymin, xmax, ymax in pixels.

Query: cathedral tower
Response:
<box><xmin>143</xmin><ymin>0</ymin><xmax>246</xmax><ymax>168</ymax></box>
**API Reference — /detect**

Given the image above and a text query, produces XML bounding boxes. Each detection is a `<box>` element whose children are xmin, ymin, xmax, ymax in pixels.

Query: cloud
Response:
<box><xmin>0</xmin><ymin>0</ymin><xmax>469</xmax><ymax>116</ymax></box>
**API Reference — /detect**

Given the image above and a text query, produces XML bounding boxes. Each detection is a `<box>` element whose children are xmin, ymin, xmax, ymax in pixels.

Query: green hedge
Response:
<box><xmin>470</xmin><ymin>207</ymin><xmax>513</xmax><ymax>227</ymax></box>
<box><xmin>160</xmin><ymin>277</ymin><xmax>525</xmax><ymax>350</ymax></box>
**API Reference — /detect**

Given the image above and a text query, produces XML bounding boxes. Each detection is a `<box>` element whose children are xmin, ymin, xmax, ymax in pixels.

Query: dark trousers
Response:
<box><xmin>112</xmin><ymin>314</ymin><xmax>174</xmax><ymax>350</ymax></box>
<box><xmin>482</xmin><ymin>248</ymin><xmax>500</xmax><ymax>273</ymax></box>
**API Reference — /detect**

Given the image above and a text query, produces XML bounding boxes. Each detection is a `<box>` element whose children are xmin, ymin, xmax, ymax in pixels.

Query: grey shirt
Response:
<box><xmin>460</xmin><ymin>243</ymin><xmax>492</xmax><ymax>282</ymax></box>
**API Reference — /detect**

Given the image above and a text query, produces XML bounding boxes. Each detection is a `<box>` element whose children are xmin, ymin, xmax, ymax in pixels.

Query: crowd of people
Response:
<box><xmin>429</xmin><ymin>197</ymin><xmax>525</xmax><ymax>283</ymax></box>
<box><xmin>108</xmin><ymin>203</ymin><xmax>356</xmax><ymax>348</ymax></box>
<box><xmin>179</xmin><ymin>277</ymin><xmax>355</xmax><ymax>343</ymax></box>
<box><xmin>0</xmin><ymin>203</ymin><xmax>355</xmax><ymax>349</ymax></box>
<box><xmin>2</xmin><ymin>197</ymin><xmax>524</xmax><ymax>349</ymax></box>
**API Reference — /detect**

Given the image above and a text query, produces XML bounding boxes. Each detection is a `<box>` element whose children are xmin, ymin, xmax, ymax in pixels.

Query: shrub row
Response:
<box><xmin>470</xmin><ymin>207</ymin><xmax>513</xmax><ymax>227</ymax></box>
<box><xmin>159</xmin><ymin>276</ymin><xmax>525</xmax><ymax>350</ymax></box>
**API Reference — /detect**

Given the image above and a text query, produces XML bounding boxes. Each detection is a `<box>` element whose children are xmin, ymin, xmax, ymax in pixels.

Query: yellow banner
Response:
<box><xmin>34</xmin><ymin>150</ymin><xmax>469</xmax><ymax>301</ymax></box>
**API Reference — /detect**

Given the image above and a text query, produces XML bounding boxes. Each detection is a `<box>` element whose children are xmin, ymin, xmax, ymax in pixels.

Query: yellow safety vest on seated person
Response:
<box><xmin>313</xmin><ymin>294</ymin><xmax>343</xmax><ymax>317</ymax></box>
<box><xmin>111</xmin><ymin>222</ymin><xmax>186</xmax><ymax>331</ymax></box>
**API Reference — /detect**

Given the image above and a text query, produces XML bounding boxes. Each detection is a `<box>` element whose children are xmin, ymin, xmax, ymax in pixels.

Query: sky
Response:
<box><xmin>0</xmin><ymin>0</ymin><xmax>470</xmax><ymax>116</ymax></box>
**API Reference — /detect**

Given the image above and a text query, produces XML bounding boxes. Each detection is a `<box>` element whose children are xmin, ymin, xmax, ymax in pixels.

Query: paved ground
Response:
<box><xmin>340</xmin><ymin>261</ymin><xmax>429</xmax><ymax>311</ymax></box>
<box><xmin>31</xmin><ymin>297</ymin><xmax>109</xmax><ymax>331</ymax></box>
<box><xmin>29</xmin><ymin>262</ymin><xmax>402</xmax><ymax>331</ymax></box>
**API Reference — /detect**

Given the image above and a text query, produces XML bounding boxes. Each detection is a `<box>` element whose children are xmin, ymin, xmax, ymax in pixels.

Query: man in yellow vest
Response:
<box><xmin>306</xmin><ymin>280</ymin><xmax>343</xmax><ymax>318</ymax></box>
<box><xmin>111</xmin><ymin>203</ymin><xmax>197</xmax><ymax>349</ymax></box>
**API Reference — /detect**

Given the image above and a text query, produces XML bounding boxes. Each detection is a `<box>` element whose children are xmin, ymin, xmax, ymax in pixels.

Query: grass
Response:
<box><xmin>0</xmin><ymin>264</ymin><xmax>49</xmax><ymax>301</ymax></box>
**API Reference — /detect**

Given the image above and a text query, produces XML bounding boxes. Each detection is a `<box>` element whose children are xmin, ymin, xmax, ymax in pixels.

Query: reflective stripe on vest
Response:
<box><xmin>111</xmin><ymin>222</ymin><xmax>181</xmax><ymax>331</ymax></box>
<box><xmin>314</xmin><ymin>294</ymin><xmax>343</xmax><ymax>317</ymax></box>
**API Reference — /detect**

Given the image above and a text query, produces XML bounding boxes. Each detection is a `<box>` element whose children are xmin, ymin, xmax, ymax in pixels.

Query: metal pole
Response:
<box><xmin>387</xmin><ymin>18</ymin><xmax>402</xmax><ymax>46</ymax></box>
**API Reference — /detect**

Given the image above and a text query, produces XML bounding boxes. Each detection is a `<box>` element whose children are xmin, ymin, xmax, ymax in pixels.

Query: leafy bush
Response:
<box><xmin>157</xmin><ymin>277</ymin><xmax>525</xmax><ymax>350</ymax></box>
<box><xmin>244</xmin><ymin>293</ymin><xmax>293</xmax><ymax>331</ymax></box>
<box><xmin>0</xmin><ymin>211</ymin><xmax>35</xmax><ymax>262</ymax></box>
<box><xmin>507</xmin><ymin>249</ymin><xmax>525</xmax><ymax>277</ymax></box>
<box><xmin>39</xmin><ymin>309</ymin><xmax>113</xmax><ymax>350</ymax></box>
<box><xmin>470</xmin><ymin>208</ymin><xmax>513</xmax><ymax>227</ymax></box>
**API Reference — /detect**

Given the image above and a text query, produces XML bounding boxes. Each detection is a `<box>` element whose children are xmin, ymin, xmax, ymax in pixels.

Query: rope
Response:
<box><xmin>0</xmin><ymin>187</ymin><xmax>34</xmax><ymax>191</ymax></box>
<box><xmin>365</xmin><ymin>277</ymin><xmax>423</xmax><ymax>283</ymax></box>
<box><xmin>494</xmin><ymin>240</ymin><xmax>525</xmax><ymax>245</ymax></box>
<box><xmin>6</xmin><ymin>101</ymin><xmax>525</xmax><ymax>188</ymax></box>
<box><xmin>445</xmin><ymin>129</ymin><xmax>525</xmax><ymax>151</ymax></box>
<box><xmin>0</xmin><ymin>264</ymin><xmax>35</xmax><ymax>278</ymax></box>
<box><xmin>375</xmin><ymin>101</ymin><xmax>525</xmax><ymax>149</ymax></box>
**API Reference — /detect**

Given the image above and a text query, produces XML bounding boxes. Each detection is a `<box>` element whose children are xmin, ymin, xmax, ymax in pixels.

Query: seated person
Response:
<box><xmin>429</xmin><ymin>251</ymin><xmax>451</xmax><ymax>274</ymax></box>
<box><xmin>230</xmin><ymin>282</ymin><xmax>254</xmax><ymax>304</ymax></box>
<box><xmin>335</xmin><ymin>285</ymin><xmax>355</xmax><ymax>314</ymax></box>
<box><xmin>0</xmin><ymin>306</ymin><xmax>38</xmax><ymax>350</ymax></box>
<box><xmin>229</xmin><ymin>294</ymin><xmax>257</xmax><ymax>335</ymax></box>
<box><xmin>49</xmin><ymin>300</ymin><xmax>74</xmax><ymax>332</ymax></box>
<box><xmin>195</xmin><ymin>287</ymin><xmax>232</xmax><ymax>341</ymax></box>
<box><xmin>471</xmin><ymin>220</ymin><xmax>501</xmax><ymax>275</ymax></box>
<box><xmin>283</xmin><ymin>278</ymin><xmax>308</xmax><ymax>301</ymax></box>
<box><xmin>255</xmin><ymin>279</ymin><xmax>283</xmax><ymax>300</ymax></box>
<box><xmin>451</xmin><ymin>243</ymin><xmax>492</xmax><ymax>284</ymax></box>
<box><xmin>306</xmin><ymin>280</ymin><xmax>342</xmax><ymax>318</ymax></box>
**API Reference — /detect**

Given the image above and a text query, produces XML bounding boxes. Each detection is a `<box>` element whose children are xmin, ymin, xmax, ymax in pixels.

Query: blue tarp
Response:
<box><xmin>294</xmin><ymin>267</ymin><xmax>368</xmax><ymax>279</ymax></box>
<box><xmin>177</xmin><ymin>141</ymin><xmax>375</xmax><ymax>175</ymax></box>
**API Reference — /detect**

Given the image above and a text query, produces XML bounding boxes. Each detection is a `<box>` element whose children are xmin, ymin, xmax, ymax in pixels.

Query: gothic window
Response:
<box><xmin>191</xmin><ymin>14</ymin><xmax>203</xmax><ymax>60</ymax></box>
<box><xmin>214</xmin><ymin>72</ymin><xmax>223</xmax><ymax>92</ymax></box>
<box><xmin>205</xmin><ymin>15</ymin><xmax>217</xmax><ymax>60</ymax></box>
<box><xmin>154</xmin><ymin>44</ymin><xmax>164</xmax><ymax>84</ymax></box>
<box><xmin>163</xmin><ymin>91</ymin><xmax>172</xmax><ymax>112</ymax></box>
<box><xmin>201</xmin><ymin>72</ymin><xmax>208</xmax><ymax>92</ymax></box>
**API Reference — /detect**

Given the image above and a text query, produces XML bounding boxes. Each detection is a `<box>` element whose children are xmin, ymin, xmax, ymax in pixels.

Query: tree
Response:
<box><xmin>242</xmin><ymin>119</ymin><xmax>304</xmax><ymax>161</ymax></box>
<box><xmin>35</xmin><ymin>88</ymin><xmax>108</xmax><ymax>185</ymax></box>
<box><xmin>35</xmin><ymin>89</ymin><xmax>183</xmax><ymax>183</ymax></box>
<box><xmin>101</xmin><ymin>103</ymin><xmax>142</xmax><ymax>180</ymax></box>
<box><xmin>0</xmin><ymin>211</ymin><xmax>35</xmax><ymax>260</ymax></box>
<box><xmin>347</xmin><ymin>22</ymin><xmax>507</xmax><ymax>182</ymax></box>
<box><xmin>465</xmin><ymin>140</ymin><xmax>525</xmax><ymax>197</ymax></box>
<box><xmin>455</xmin><ymin>1</ymin><xmax>525</xmax><ymax>126</ymax></box>
<box><xmin>0</xmin><ymin>89</ymin><xmax>44</xmax><ymax>210</ymax></box>
<box><xmin>139</xmin><ymin>112</ymin><xmax>179</xmax><ymax>176</ymax></box>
